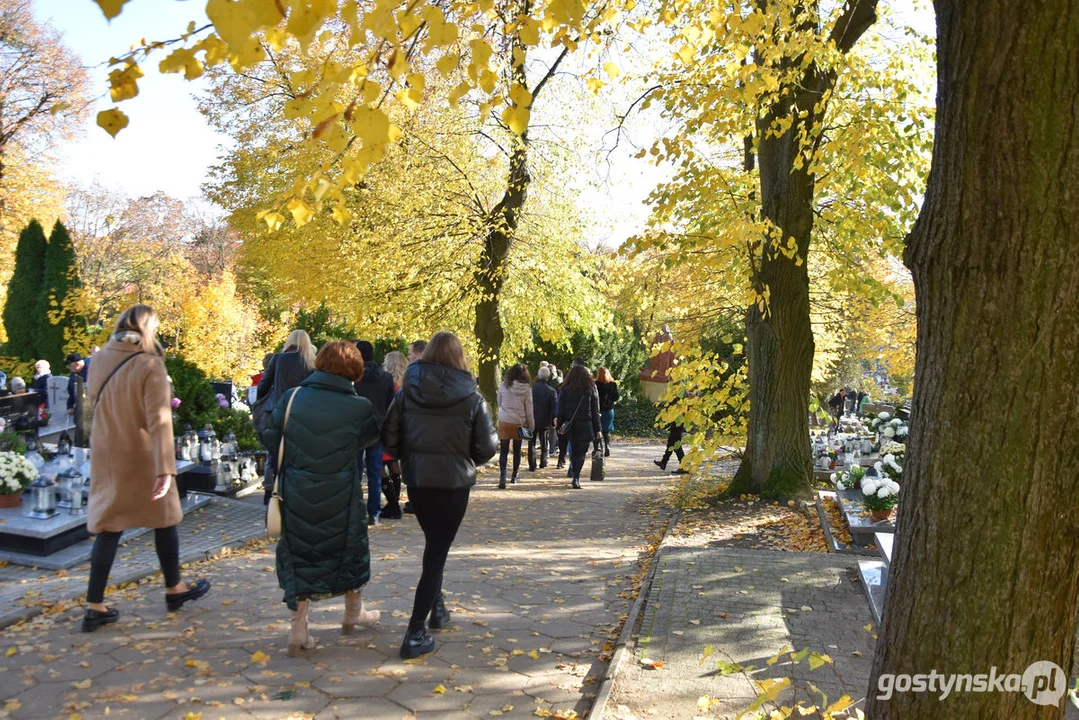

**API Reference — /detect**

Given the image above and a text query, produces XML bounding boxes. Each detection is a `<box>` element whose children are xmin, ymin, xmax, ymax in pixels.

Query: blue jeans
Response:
<box><xmin>361</xmin><ymin>445</ymin><xmax>383</xmax><ymax>518</ymax></box>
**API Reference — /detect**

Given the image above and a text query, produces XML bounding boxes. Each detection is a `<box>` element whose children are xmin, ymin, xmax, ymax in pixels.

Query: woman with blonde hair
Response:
<box><xmin>383</xmin><ymin>332</ymin><xmax>498</xmax><ymax>658</ymax></box>
<box><xmin>264</xmin><ymin>341</ymin><xmax>382</xmax><ymax>656</ymax></box>
<box><xmin>257</xmin><ymin>329</ymin><xmax>317</xmax><ymax>503</ymax></box>
<box><xmin>380</xmin><ymin>350</ymin><xmax>408</xmax><ymax>519</ymax></box>
<box><xmin>81</xmin><ymin>305</ymin><xmax>210</xmax><ymax>632</ymax></box>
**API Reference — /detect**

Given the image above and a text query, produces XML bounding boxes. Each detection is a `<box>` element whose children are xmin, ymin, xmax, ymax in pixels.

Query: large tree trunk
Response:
<box><xmin>728</xmin><ymin>0</ymin><xmax>878</xmax><ymax>498</ymax></box>
<box><xmin>474</xmin><ymin>140</ymin><xmax>529</xmax><ymax>406</ymax></box>
<box><xmin>867</xmin><ymin>2</ymin><xmax>1079</xmax><ymax>717</ymax></box>
<box><xmin>729</xmin><ymin>104</ymin><xmax>816</xmax><ymax>498</ymax></box>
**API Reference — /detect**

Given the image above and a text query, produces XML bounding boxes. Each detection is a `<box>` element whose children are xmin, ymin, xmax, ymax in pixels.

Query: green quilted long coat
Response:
<box><xmin>263</xmin><ymin>371</ymin><xmax>381</xmax><ymax>609</ymax></box>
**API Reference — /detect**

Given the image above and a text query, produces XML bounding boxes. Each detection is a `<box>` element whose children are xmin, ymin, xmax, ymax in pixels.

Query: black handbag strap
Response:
<box><xmin>92</xmin><ymin>352</ymin><xmax>145</xmax><ymax>412</ymax></box>
<box><xmin>567</xmin><ymin>396</ymin><xmax>585</xmax><ymax>424</ymax></box>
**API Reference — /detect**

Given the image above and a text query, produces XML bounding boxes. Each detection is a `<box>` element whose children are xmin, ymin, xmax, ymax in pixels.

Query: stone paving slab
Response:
<box><xmin>0</xmin><ymin>442</ymin><xmax>670</xmax><ymax>720</ymax></box>
<box><xmin>0</xmin><ymin>497</ymin><xmax>268</xmax><ymax>630</ymax></box>
<box><xmin>608</xmin><ymin>544</ymin><xmax>878</xmax><ymax>718</ymax></box>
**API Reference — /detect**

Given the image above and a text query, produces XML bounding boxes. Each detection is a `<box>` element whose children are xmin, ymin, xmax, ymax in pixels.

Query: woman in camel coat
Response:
<box><xmin>81</xmin><ymin>305</ymin><xmax>210</xmax><ymax>633</ymax></box>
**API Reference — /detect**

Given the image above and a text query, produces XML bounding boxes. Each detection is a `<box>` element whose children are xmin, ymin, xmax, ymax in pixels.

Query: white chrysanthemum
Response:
<box><xmin>878</xmin><ymin>412</ymin><xmax>891</xmax><ymax>421</ymax></box>
<box><xmin>883</xmin><ymin>427</ymin><xmax>896</xmax><ymax>438</ymax></box>
<box><xmin>897</xmin><ymin>426</ymin><xmax>909</xmax><ymax>437</ymax></box>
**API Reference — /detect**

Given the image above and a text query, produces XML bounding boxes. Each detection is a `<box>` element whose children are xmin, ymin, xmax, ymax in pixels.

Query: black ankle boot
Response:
<box><xmin>571</xmin><ymin>477</ymin><xmax>582</xmax><ymax>489</ymax></box>
<box><xmin>400</xmin><ymin>628</ymin><xmax>436</xmax><ymax>658</ymax></box>
<box><xmin>429</xmin><ymin>595</ymin><xmax>451</xmax><ymax>630</ymax></box>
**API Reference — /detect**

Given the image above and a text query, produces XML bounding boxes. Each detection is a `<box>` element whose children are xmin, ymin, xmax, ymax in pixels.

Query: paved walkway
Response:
<box><xmin>0</xmin><ymin>443</ymin><xmax>672</xmax><ymax>720</ymax></box>
<box><xmin>0</xmin><ymin>499</ymin><xmax>267</xmax><ymax>630</ymax></box>
<box><xmin>607</xmin><ymin>524</ymin><xmax>878</xmax><ymax>718</ymax></box>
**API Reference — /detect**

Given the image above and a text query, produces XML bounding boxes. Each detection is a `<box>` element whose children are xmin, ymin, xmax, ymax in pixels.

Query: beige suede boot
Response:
<box><xmin>288</xmin><ymin>600</ymin><xmax>316</xmax><ymax>657</ymax></box>
<box><xmin>342</xmin><ymin>589</ymin><xmax>381</xmax><ymax>634</ymax></box>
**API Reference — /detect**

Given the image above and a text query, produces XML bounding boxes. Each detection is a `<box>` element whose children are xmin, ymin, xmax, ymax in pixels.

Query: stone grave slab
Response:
<box><xmin>836</xmin><ymin>488</ymin><xmax>896</xmax><ymax>541</ymax></box>
<box><xmin>857</xmin><ymin>559</ymin><xmax>887</xmax><ymax>626</ymax></box>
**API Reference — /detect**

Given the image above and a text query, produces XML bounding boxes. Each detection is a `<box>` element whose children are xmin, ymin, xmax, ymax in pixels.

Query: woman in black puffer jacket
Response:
<box><xmin>382</xmin><ymin>332</ymin><xmax>498</xmax><ymax>659</ymax></box>
<box><xmin>556</xmin><ymin>364</ymin><xmax>603</xmax><ymax>490</ymax></box>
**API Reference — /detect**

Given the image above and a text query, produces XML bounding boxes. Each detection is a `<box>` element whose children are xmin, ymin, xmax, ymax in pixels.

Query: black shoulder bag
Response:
<box><xmin>557</xmin><ymin>396</ymin><xmax>585</xmax><ymax>436</ymax></box>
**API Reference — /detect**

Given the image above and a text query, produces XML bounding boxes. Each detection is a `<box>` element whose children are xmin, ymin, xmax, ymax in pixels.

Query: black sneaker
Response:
<box><xmin>428</xmin><ymin>595</ymin><xmax>451</xmax><ymax>630</ymax></box>
<box><xmin>509</xmin><ymin>475</ymin><xmax>518</xmax><ymax>484</ymax></box>
<box><xmin>672</xmin><ymin>468</ymin><xmax>690</xmax><ymax>475</ymax></box>
<box><xmin>400</xmin><ymin>629</ymin><xmax>436</xmax><ymax>658</ymax></box>
<box><xmin>81</xmin><ymin>607</ymin><xmax>119</xmax><ymax>633</ymax></box>
<box><xmin>653</xmin><ymin>459</ymin><xmax>667</xmax><ymax>471</ymax></box>
<box><xmin>382</xmin><ymin>510</ymin><xmax>403</xmax><ymax>520</ymax></box>
<box><xmin>165</xmin><ymin>579</ymin><xmax>211</xmax><ymax>612</ymax></box>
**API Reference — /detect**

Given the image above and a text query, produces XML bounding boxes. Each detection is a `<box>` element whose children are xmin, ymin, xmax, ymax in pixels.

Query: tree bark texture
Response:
<box><xmin>730</xmin><ymin>0</ymin><xmax>879</xmax><ymax>497</ymax></box>
<box><xmin>474</xmin><ymin>139</ymin><xmax>529</xmax><ymax>407</ymax></box>
<box><xmin>867</xmin><ymin>1</ymin><xmax>1079</xmax><ymax>717</ymax></box>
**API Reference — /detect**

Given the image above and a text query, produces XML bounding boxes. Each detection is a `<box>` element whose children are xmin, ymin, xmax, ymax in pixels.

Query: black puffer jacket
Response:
<box><xmin>353</xmin><ymin>362</ymin><xmax>396</xmax><ymax>424</ymax></box>
<box><xmin>382</xmin><ymin>361</ymin><xmax>498</xmax><ymax>490</ymax></box>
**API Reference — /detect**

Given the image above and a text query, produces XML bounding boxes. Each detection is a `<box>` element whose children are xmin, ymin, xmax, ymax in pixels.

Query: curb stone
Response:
<box><xmin>587</xmin><ymin>509</ymin><xmax>681</xmax><ymax>720</ymax></box>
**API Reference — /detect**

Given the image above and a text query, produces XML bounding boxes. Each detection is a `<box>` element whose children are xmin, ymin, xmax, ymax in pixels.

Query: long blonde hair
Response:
<box><xmin>283</xmin><ymin>329</ymin><xmax>317</xmax><ymax>370</ymax></box>
<box><xmin>384</xmin><ymin>350</ymin><xmax>407</xmax><ymax>388</ymax></box>
<box><xmin>112</xmin><ymin>305</ymin><xmax>164</xmax><ymax>356</ymax></box>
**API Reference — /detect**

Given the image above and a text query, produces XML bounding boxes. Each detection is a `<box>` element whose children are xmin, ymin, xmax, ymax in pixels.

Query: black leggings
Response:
<box><xmin>407</xmin><ymin>487</ymin><xmax>470</xmax><ymax>631</ymax></box>
<box><xmin>660</xmin><ymin>422</ymin><xmax>686</xmax><ymax>465</ymax></box>
<box><xmin>499</xmin><ymin>439</ymin><xmax>522</xmax><ymax>477</ymax></box>
<box><xmin>87</xmin><ymin>526</ymin><xmax>182</xmax><ymax>604</ymax></box>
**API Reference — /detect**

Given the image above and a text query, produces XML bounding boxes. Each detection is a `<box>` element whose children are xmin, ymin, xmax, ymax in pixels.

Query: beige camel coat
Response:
<box><xmin>86</xmin><ymin>339</ymin><xmax>181</xmax><ymax>534</ymax></box>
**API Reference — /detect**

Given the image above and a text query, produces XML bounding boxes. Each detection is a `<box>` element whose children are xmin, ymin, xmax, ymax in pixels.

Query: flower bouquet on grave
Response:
<box><xmin>0</xmin><ymin>450</ymin><xmax>39</xmax><ymax>507</ymax></box>
<box><xmin>831</xmin><ymin>464</ymin><xmax>866</xmax><ymax>491</ymax></box>
<box><xmin>861</xmin><ymin>473</ymin><xmax>900</xmax><ymax>522</ymax></box>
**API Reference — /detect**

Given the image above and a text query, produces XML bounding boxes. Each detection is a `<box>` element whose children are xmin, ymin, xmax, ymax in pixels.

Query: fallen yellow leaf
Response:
<box><xmin>4</xmin><ymin>647</ymin><xmax>15</xmax><ymax>657</ymax></box>
<box><xmin>73</xmin><ymin>679</ymin><xmax>92</xmax><ymax>689</ymax></box>
<box><xmin>433</xmin><ymin>684</ymin><xmax>447</xmax><ymax>694</ymax></box>
<box><xmin>250</xmin><ymin>650</ymin><xmax>270</xmax><ymax>665</ymax></box>
<box><xmin>528</xmin><ymin>649</ymin><xmax>540</xmax><ymax>660</ymax></box>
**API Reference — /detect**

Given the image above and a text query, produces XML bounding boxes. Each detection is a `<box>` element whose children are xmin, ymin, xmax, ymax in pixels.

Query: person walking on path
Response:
<box><xmin>264</xmin><ymin>341</ymin><xmax>383</xmax><ymax>657</ymax></box>
<box><xmin>380</xmin><ymin>351</ymin><xmax>408</xmax><ymax>519</ymax></box>
<box><xmin>257</xmin><ymin>330</ymin><xmax>316</xmax><ymax>503</ymax></box>
<box><xmin>556</xmin><ymin>364</ymin><xmax>603</xmax><ymax>489</ymax></box>
<box><xmin>529</xmin><ymin>366</ymin><xmax>557</xmax><ymax>471</ymax></box>
<box><xmin>496</xmin><ymin>363</ymin><xmax>534</xmax><ymax>488</ymax></box>
<box><xmin>595</xmin><ymin>367</ymin><xmax>620</xmax><ymax>457</ymax></box>
<box><xmin>353</xmin><ymin>341</ymin><xmax>397</xmax><ymax>525</ymax></box>
<box><xmin>382</xmin><ymin>331</ymin><xmax>498</xmax><ymax>659</ymax></box>
<box><xmin>408</xmin><ymin>340</ymin><xmax>427</xmax><ymax>363</ymax></box>
<box><xmin>654</xmin><ymin>420</ymin><xmax>689</xmax><ymax>474</ymax></box>
<box><xmin>82</xmin><ymin>305</ymin><xmax>210</xmax><ymax>633</ymax></box>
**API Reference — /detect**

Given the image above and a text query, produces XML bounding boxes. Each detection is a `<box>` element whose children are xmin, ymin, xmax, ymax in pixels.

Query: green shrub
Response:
<box><xmin>615</xmin><ymin>397</ymin><xmax>665</xmax><ymax>438</ymax></box>
<box><xmin>166</xmin><ymin>353</ymin><xmax>219</xmax><ymax>430</ymax></box>
<box><xmin>212</xmin><ymin>407</ymin><xmax>262</xmax><ymax>451</ymax></box>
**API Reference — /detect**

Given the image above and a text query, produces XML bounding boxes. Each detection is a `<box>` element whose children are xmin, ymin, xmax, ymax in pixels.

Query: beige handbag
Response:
<box><xmin>266</xmin><ymin>389</ymin><xmax>299</xmax><ymax>538</ymax></box>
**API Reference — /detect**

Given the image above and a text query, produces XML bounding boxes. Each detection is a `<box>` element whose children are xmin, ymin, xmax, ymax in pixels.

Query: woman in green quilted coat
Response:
<box><xmin>263</xmin><ymin>341</ymin><xmax>383</xmax><ymax>656</ymax></box>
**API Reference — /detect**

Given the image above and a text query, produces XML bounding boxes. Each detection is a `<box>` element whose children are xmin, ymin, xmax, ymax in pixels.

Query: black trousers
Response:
<box><xmin>557</xmin><ymin>431</ymin><xmax>569</xmax><ymax>466</ymax></box>
<box><xmin>568</xmin><ymin>431</ymin><xmax>592</xmax><ymax>480</ymax></box>
<box><xmin>660</xmin><ymin>422</ymin><xmax>686</xmax><ymax>466</ymax></box>
<box><xmin>87</xmin><ymin>526</ymin><xmax>182</xmax><ymax>604</ymax></box>
<box><xmin>499</xmin><ymin>439</ymin><xmax>522</xmax><ymax>479</ymax></box>
<box><xmin>407</xmin><ymin>487</ymin><xmax>470</xmax><ymax>631</ymax></box>
<box><xmin>528</xmin><ymin>427</ymin><xmax>550</xmax><ymax>469</ymax></box>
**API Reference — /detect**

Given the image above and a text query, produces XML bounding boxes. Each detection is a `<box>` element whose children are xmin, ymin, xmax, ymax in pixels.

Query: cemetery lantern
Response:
<box><xmin>59</xmin><ymin>468</ymin><xmax>84</xmax><ymax>514</ymax></box>
<box><xmin>57</xmin><ymin>430</ymin><xmax>72</xmax><ymax>457</ymax></box>
<box><xmin>28</xmin><ymin>475</ymin><xmax>57</xmax><ymax>519</ymax></box>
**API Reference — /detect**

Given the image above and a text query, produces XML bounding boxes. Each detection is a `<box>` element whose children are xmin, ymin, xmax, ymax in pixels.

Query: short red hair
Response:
<box><xmin>315</xmin><ymin>340</ymin><xmax>366</xmax><ymax>382</ymax></box>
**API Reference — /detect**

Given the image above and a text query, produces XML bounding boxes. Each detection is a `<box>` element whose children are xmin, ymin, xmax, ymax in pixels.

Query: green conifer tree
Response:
<box><xmin>36</xmin><ymin>221</ymin><xmax>85</xmax><ymax>368</ymax></box>
<box><xmin>2</xmin><ymin>220</ymin><xmax>48</xmax><ymax>361</ymax></box>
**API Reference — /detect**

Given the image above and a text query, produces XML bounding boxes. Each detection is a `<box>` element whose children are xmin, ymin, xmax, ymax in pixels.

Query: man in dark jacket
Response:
<box><xmin>354</xmin><ymin>341</ymin><xmax>397</xmax><ymax>523</ymax></box>
<box><xmin>66</xmin><ymin>353</ymin><xmax>90</xmax><ymax>416</ymax></box>
<box><xmin>529</xmin><ymin>367</ymin><xmax>558</xmax><ymax>471</ymax></box>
